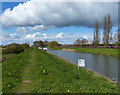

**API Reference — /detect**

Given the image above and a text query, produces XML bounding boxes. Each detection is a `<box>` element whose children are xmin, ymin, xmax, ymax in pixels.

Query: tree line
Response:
<box><xmin>93</xmin><ymin>14</ymin><xmax>120</xmax><ymax>47</ymax></box>
<box><xmin>33</xmin><ymin>40</ymin><xmax>61</xmax><ymax>47</ymax></box>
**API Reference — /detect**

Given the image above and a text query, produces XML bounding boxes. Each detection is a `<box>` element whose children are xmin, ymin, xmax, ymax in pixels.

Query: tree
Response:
<box><xmin>39</xmin><ymin>41</ymin><xmax>44</xmax><ymax>47</ymax></box>
<box><xmin>48</xmin><ymin>41</ymin><xmax>60</xmax><ymax>47</ymax></box>
<box><xmin>21</xmin><ymin>43</ymin><xmax>30</xmax><ymax>49</ymax></box>
<box><xmin>93</xmin><ymin>20</ymin><xmax>100</xmax><ymax>46</ymax></box>
<box><xmin>33</xmin><ymin>41</ymin><xmax>44</xmax><ymax>47</ymax></box>
<box><xmin>103</xmin><ymin>14</ymin><xmax>112</xmax><ymax>47</ymax></box>
<box><xmin>44</xmin><ymin>41</ymin><xmax>49</xmax><ymax>47</ymax></box>
<box><xmin>107</xmin><ymin>14</ymin><xmax>112</xmax><ymax>35</ymax></box>
<box><xmin>103</xmin><ymin>16</ymin><xmax>107</xmax><ymax>46</ymax></box>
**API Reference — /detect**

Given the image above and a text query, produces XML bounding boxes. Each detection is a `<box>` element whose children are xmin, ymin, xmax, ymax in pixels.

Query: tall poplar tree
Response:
<box><xmin>93</xmin><ymin>20</ymin><xmax>99</xmax><ymax>46</ymax></box>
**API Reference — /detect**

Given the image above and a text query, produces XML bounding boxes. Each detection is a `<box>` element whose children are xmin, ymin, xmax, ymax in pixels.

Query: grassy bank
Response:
<box><xmin>2</xmin><ymin>48</ymin><xmax>119</xmax><ymax>93</ymax></box>
<box><xmin>50</xmin><ymin>47</ymin><xmax>119</xmax><ymax>58</ymax></box>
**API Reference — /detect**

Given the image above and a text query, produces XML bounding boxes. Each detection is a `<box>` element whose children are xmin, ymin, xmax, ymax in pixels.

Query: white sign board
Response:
<box><xmin>78</xmin><ymin>59</ymin><xmax>85</xmax><ymax>68</ymax></box>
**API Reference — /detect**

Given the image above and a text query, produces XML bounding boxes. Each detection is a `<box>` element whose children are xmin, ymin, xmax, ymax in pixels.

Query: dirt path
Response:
<box><xmin>17</xmin><ymin>49</ymin><xmax>36</xmax><ymax>93</ymax></box>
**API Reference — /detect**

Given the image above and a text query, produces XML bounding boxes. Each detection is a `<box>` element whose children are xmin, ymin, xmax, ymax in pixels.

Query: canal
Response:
<box><xmin>48</xmin><ymin>50</ymin><xmax>119</xmax><ymax>82</ymax></box>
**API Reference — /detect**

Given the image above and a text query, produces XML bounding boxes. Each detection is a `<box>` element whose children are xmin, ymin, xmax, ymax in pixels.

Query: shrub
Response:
<box><xmin>20</xmin><ymin>43</ymin><xmax>30</xmax><ymax>49</ymax></box>
<box><xmin>2</xmin><ymin>43</ymin><xmax>29</xmax><ymax>54</ymax></box>
<box><xmin>48</xmin><ymin>41</ymin><xmax>61</xmax><ymax>47</ymax></box>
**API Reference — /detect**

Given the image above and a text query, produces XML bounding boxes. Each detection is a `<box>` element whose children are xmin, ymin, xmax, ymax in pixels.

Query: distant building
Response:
<box><xmin>73</xmin><ymin>39</ymin><xmax>88</xmax><ymax>45</ymax></box>
<box><xmin>81</xmin><ymin>39</ymin><xmax>88</xmax><ymax>45</ymax></box>
<box><xmin>73</xmin><ymin>39</ymin><xmax>81</xmax><ymax>45</ymax></box>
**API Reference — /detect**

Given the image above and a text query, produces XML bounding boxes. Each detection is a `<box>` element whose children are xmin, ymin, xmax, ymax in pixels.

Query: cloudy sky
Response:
<box><xmin>1</xmin><ymin>0</ymin><xmax>118</xmax><ymax>45</ymax></box>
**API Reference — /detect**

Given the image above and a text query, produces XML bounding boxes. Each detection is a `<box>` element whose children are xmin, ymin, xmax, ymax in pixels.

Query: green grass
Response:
<box><xmin>50</xmin><ymin>47</ymin><xmax>119</xmax><ymax>58</ymax></box>
<box><xmin>1</xmin><ymin>48</ymin><xmax>16</xmax><ymax>62</ymax></box>
<box><xmin>2</xmin><ymin>48</ymin><xmax>119</xmax><ymax>93</ymax></box>
<box><xmin>2</xmin><ymin>53</ymin><xmax>16</xmax><ymax>60</ymax></box>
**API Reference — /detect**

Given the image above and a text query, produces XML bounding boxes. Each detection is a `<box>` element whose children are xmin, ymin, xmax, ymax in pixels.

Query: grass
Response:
<box><xmin>2</xmin><ymin>48</ymin><xmax>119</xmax><ymax>93</ymax></box>
<box><xmin>50</xmin><ymin>47</ymin><xmax>119</xmax><ymax>58</ymax></box>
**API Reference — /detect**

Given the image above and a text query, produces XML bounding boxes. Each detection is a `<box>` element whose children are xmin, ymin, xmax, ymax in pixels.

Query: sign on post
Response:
<box><xmin>78</xmin><ymin>59</ymin><xmax>85</xmax><ymax>68</ymax></box>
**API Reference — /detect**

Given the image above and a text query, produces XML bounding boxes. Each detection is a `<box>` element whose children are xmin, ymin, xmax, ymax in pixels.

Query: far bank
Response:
<box><xmin>50</xmin><ymin>47</ymin><xmax>119</xmax><ymax>58</ymax></box>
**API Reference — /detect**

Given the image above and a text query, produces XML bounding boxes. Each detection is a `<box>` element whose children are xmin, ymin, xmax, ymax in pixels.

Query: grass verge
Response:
<box><xmin>50</xmin><ymin>47</ymin><xmax>119</xmax><ymax>58</ymax></box>
<box><xmin>2</xmin><ymin>48</ymin><xmax>119</xmax><ymax>93</ymax></box>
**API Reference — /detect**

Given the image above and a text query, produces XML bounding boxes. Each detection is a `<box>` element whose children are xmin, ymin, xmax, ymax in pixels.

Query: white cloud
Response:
<box><xmin>25</xmin><ymin>32</ymin><xmax>50</xmax><ymax>40</ymax></box>
<box><xmin>28</xmin><ymin>25</ymin><xmax>48</xmax><ymax>31</ymax></box>
<box><xmin>30</xmin><ymin>0</ymin><xmax>119</xmax><ymax>2</ymax></box>
<box><xmin>2</xmin><ymin>32</ymin><xmax>22</xmax><ymax>45</ymax></box>
<box><xmin>1</xmin><ymin>0</ymin><xmax>119</xmax><ymax>2</ymax></box>
<box><xmin>1</xmin><ymin>1</ymin><xmax>118</xmax><ymax>29</ymax></box>
<box><xmin>16</xmin><ymin>27</ymin><xmax>28</xmax><ymax>34</ymax></box>
<box><xmin>1</xmin><ymin>31</ymin><xmax>75</xmax><ymax>45</ymax></box>
<box><xmin>2</xmin><ymin>31</ymin><xmax>51</xmax><ymax>45</ymax></box>
<box><xmin>82</xmin><ymin>35</ymin><xmax>88</xmax><ymax>39</ymax></box>
<box><xmin>55</xmin><ymin>32</ymin><xmax>64</xmax><ymax>38</ymax></box>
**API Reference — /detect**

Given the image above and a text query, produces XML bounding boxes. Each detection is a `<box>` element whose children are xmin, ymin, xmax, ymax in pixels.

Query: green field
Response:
<box><xmin>2</xmin><ymin>48</ymin><xmax>119</xmax><ymax>93</ymax></box>
<box><xmin>50</xmin><ymin>47</ymin><xmax>119</xmax><ymax>58</ymax></box>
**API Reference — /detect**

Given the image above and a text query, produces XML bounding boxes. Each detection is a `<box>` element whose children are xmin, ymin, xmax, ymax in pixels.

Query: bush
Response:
<box><xmin>21</xmin><ymin>43</ymin><xmax>30</xmax><ymax>49</ymax></box>
<box><xmin>113</xmin><ymin>42</ymin><xmax>120</xmax><ymax>46</ymax></box>
<box><xmin>2</xmin><ymin>43</ymin><xmax>30</xmax><ymax>54</ymax></box>
<box><xmin>48</xmin><ymin>41</ymin><xmax>61</xmax><ymax>47</ymax></box>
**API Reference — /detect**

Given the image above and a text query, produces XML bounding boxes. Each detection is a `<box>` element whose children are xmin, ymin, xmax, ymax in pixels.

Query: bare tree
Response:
<box><xmin>93</xmin><ymin>20</ymin><xmax>100</xmax><ymax>46</ymax></box>
<box><xmin>103</xmin><ymin>14</ymin><xmax>112</xmax><ymax>47</ymax></box>
<box><xmin>107</xmin><ymin>14</ymin><xmax>112</xmax><ymax>34</ymax></box>
<box><xmin>103</xmin><ymin>16</ymin><xmax>107</xmax><ymax>45</ymax></box>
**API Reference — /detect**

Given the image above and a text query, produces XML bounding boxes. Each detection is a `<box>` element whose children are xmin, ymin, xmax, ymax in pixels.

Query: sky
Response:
<box><xmin>1</xmin><ymin>0</ymin><xmax>118</xmax><ymax>45</ymax></box>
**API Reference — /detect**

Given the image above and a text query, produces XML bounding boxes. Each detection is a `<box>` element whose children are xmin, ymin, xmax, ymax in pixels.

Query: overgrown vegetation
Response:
<box><xmin>2</xmin><ymin>48</ymin><xmax>119</xmax><ymax>93</ymax></box>
<box><xmin>2</xmin><ymin>43</ymin><xmax>29</xmax><ymax>54</ymax></box>
<box><xmin>2</xmin><ymin>43</ymin><xmax>30</xmax><ymax>61</ymax></box>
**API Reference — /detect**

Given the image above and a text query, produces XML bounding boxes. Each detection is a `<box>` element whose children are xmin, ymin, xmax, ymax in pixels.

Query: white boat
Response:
<box><xmin>38</xmin><ymin>47</ymin><xmax>42</xmax><ymax>50</ymax></box>
<box><xmin>43</xmin><ymin>48</ymin><xmax>48</xmax><ymax>51</ymax></box>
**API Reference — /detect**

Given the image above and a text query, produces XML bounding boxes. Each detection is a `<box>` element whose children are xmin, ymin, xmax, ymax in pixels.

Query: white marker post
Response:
<box><xmin>78</xmin><ymin>59</ymin><xmax>85</xmax><ymax>68</ymax></box>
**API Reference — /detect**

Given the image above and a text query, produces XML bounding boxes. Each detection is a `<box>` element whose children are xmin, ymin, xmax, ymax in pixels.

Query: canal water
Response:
<box><xmin>48</xmin><ymin>50</ymin><xmax>119</xmax><ymax>82</ymax></box>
